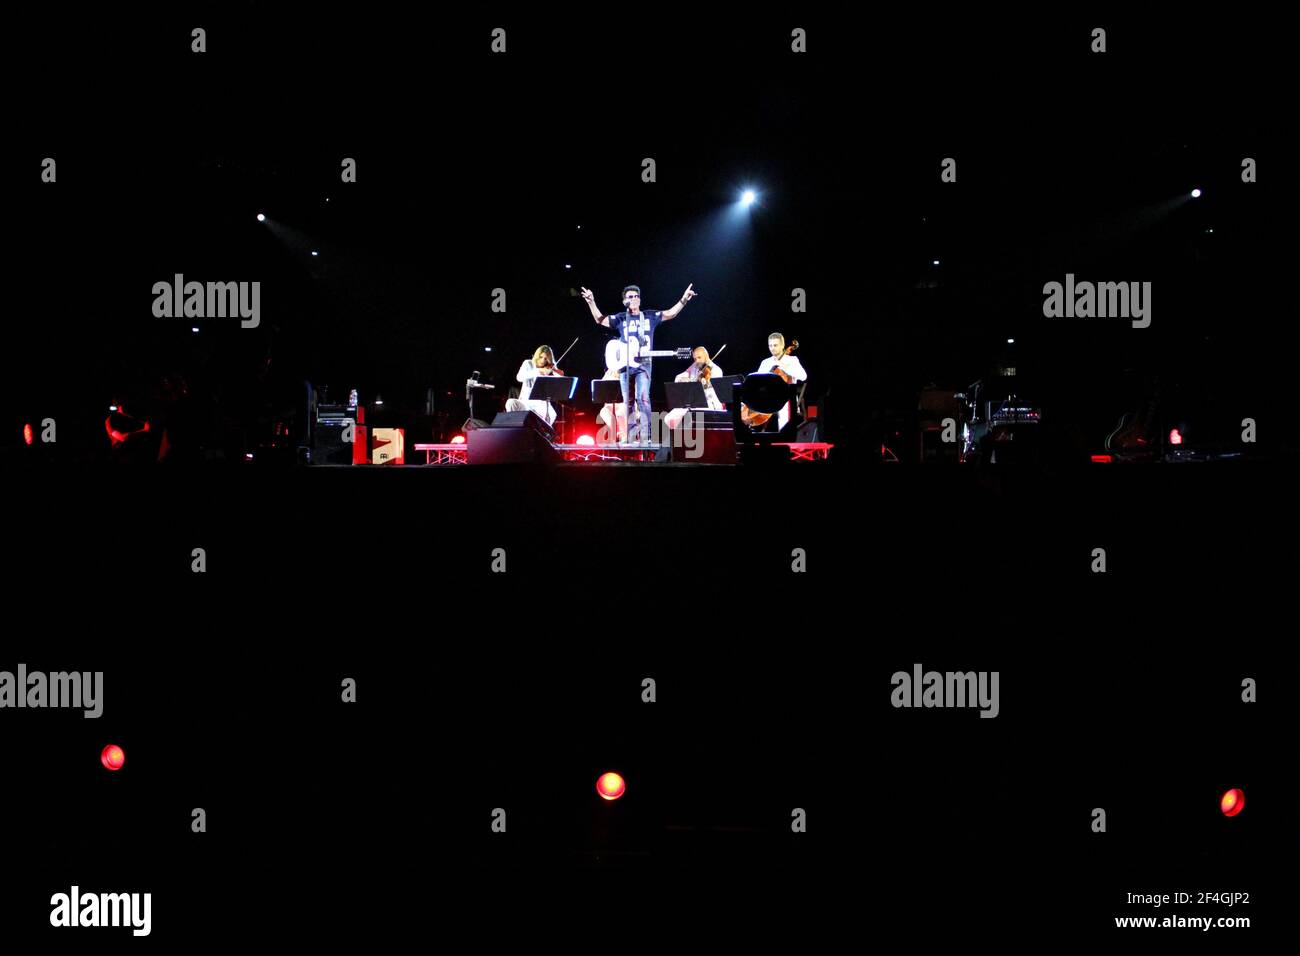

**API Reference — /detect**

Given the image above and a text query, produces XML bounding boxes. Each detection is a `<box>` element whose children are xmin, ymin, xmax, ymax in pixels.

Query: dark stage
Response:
<box><xmin>10</xmin><ymin>458</ymin><xmax>1300</xmax><ymax>585</ymax></box>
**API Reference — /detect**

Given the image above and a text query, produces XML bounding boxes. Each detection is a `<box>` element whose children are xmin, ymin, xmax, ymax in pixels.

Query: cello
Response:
<box><xmin>740</xmin><ymin>339</ymin><xmax>799</xmax><ymax>428</ymax></box>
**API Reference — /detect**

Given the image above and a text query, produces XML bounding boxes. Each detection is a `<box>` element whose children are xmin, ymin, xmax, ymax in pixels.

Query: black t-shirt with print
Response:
<box><xmin>608</xmin><ymin>310</ymin><xmax>664</xmax><ymax>368</ymax></box>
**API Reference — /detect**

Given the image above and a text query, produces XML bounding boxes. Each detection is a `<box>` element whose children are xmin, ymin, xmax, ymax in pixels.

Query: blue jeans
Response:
<box><xmin>620</xmin><ymin>365</ymin><xmax>653</xmax><ymax>441</ymax></box>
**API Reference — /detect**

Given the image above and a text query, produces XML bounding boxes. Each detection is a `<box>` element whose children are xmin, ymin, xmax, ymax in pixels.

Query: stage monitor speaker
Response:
<box><xmin>795</xmin><ymin>419</ymin><xmax>822</xmax><ymax>443</ymax></box>
<box><xmin>469</xmin><ymin>425</ymin><xmax>559</xmax><ymax>464</ymax></box>
<box><xmin>670</xmin><ymin>426</ymin><xmax>737</xmax><ymax>464</ymax></box>
<box><xmin>666</xmin><ymin>411</ymin><xmax>737</xmax><ymax>463</ymax></box>
<box><xmin>491</xmin><ymin>409</ymin><xmax>555</xmax><ymax>442</ymax></box>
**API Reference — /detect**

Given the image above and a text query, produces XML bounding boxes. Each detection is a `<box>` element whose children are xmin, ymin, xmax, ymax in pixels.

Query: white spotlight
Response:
<box><xmin>1191</xmin><ymin>189</ymin><xmax>1202</xmax><ymax>198</ymax></box>
<box><xmin>256</xmin><ymin>213</ymin><xmax>266</xmax><ymax>222</ymax></box>
<box><xmin>741</xmin><ymin>189</ymin><xmax>757</xmax><ymax>206</ymax></box>
<box><xmin>311</xmin><ymin>251</ymin><xmax>319</xmax><ymax>256</ymax></box>
<box><xmin>1006</xmin><ymin>338</ymin><xmax>1015</xmax><ymax>344</ymax></box>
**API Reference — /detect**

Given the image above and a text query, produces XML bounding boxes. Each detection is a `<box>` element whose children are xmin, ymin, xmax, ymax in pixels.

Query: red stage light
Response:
<box><xmin>100</xmin><ymin>744</ymin><xmax>125</xmax><ymax>771</ymax></box>
<box><xmin>1220</xmin><ymin>788</ymin><xmax>1244</xmax><ymax>817</ymax></box>
<box><xmin>1090</xmin><ymin>454</ymin><xmax>1112</xmax><ymax>463</ymax></box>
<box><xmin>596</xmin><ymin>771</ymin><xmax>626</xmax><ymax>801</ymax></box>
<box><xmin>24</xmin><ymin>423</ymin><xmax>34</xmax><ymax>445</ymax></box>
<box><xmin>450</xmin><ymin>435</ymin><xmax>466</xmax><ymax>445</ymax></box>
<box><xmin>1169</xmin><ymin>428</ymin><xmax>1183</xmax><ymax>446</ymax></box>
<box><xmin>576</xmin><ymin>434</ymin><xmax>596</xmax><ymax>447</ymax></box>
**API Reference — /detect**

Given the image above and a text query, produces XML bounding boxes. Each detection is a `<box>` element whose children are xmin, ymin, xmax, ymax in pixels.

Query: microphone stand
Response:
<box><xmin>465</xmin><ymin>371</ymin><xmax>495</xmax><ymax>431</ymax></box>
<box><xmin>466</xmin><ymin>372</ymin><xmax>479</xmax><ymax>422</ymax></box>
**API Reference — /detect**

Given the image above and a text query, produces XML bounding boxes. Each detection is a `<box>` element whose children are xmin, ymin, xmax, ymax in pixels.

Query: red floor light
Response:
<box><xmin>596</xmin><ymin>771</ymin><xmax>626</xmax><ymax>801</ymax></box>
<box><xmin>100</xmin><ymin>744</ymin><xmax>125</xmax><ymax>771</ymax></box>
<box><xmin>1220</xmin><ymin>788</ymin><xmax>1244</xmax><ymax>817</ymax></box>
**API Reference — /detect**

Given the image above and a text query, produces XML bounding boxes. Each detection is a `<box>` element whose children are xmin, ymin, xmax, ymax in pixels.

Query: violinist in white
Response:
<box><xmin>506</xmin><ymin>345</ymin><xmax>563</xmax><ymax>427</ymax></box>
<box><xmin>664</xmin><ymin>347</ymin><xmax>724</xmax><ymax>430</ymax></box>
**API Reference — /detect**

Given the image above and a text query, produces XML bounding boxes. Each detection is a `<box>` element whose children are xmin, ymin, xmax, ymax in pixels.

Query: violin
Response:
<box><xmin>542</xmin><ymin>337</ymin><xmax>577</xmax><ymax>379</ymax></box>
<box><xmin>699</xmin><ymin>344</ymin><xmax>726</xmax><ymax>386</ymax></box>
<box><xmin>741</xmin><ymin>339</ymin><xmax>799</xmax><ymax>429</ymax></box>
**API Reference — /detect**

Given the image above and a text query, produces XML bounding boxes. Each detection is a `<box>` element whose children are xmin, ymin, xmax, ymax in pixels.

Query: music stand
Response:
<box><xmin>710</xmin><ymin>375</ymin><xmax>744</xmax><ymax>405</ymax></box>
<box><xmin>734</xmin><ymin>373</ymin><xmax>794</xmax><ymax>460</ymax></box>
<box><xmin>528</xmin><ymin>376</ymin><xmax>579</xmax><ymax>443</ymax></box>
<box><xmin>591</xmin><ymin>378</ymin><xmax>625</xmax><ymax>444</ymax></box>
<box><xmin>663</xmin><ymin>381</ymin><xmax>709</xmax><ymax>410</ymax></box>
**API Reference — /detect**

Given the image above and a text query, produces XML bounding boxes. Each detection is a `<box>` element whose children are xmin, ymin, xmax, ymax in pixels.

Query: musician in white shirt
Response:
<box><xmin>664</xmin><ymin>347</ymin><xmax>724</xmax><ymax>430</ymax></box>
<box><xmin>755</xmin><ymin>332</ymin><xmax>807</xmax><ymax>432</ymax></box>
<box><xmin>505</xmin><ymin>345</ymin><xmax>562</xmax><ymax>427</ymax></box>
